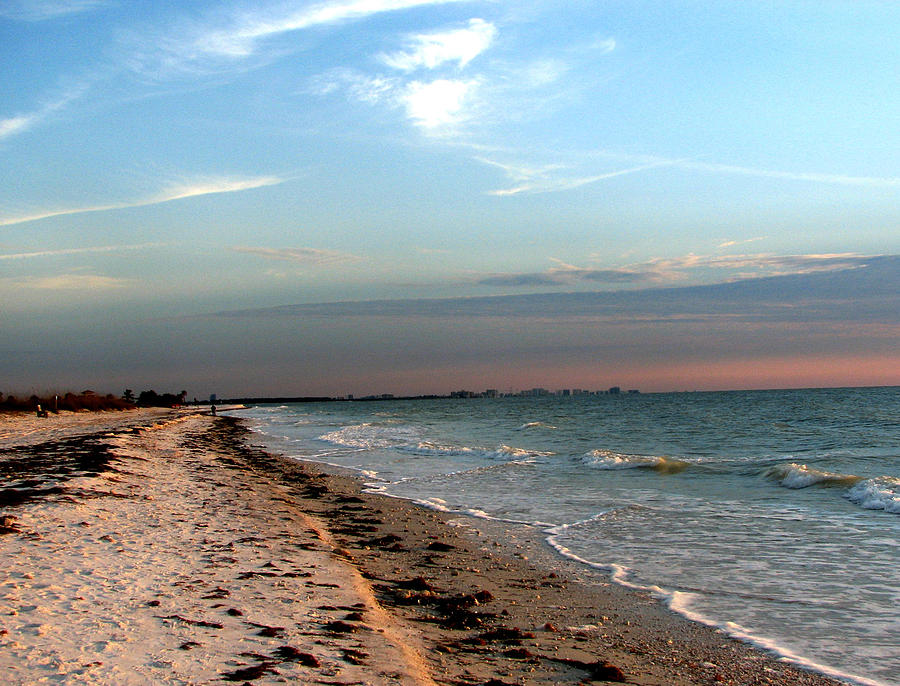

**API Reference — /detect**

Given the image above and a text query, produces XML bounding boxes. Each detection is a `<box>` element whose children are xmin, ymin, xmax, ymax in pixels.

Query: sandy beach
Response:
<box><xmin>0</xmin><ymin>408</ymin><xmax>852</xmax><ymax>685</ymax></box>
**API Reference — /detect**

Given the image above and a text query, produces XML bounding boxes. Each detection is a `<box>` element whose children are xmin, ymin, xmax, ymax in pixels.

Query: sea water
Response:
<box><xmin>235</xmin><ymin>387</ymin><xmax>899</xmax><ymax>686</ymax></box>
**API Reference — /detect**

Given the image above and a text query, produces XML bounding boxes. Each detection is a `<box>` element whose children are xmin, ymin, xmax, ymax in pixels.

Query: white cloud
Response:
<box><xmin>0</xmin><ymin>0</ymin><xmax>107</xmax><ymax>21</ymax></box>
<box><xmin>0</xmin><ymin>175</ymin><xmax>285</xmax><ymax>227</ymax></box>
<box><xmin>0</xmin><ymin>116</ymin><xmax>32</xmax><ymax>140</ymax></box>
<box><xmin>120</xmin><ymin>0</ymin><xmax>473</xmax><ymax>81</ymax></box>
<box><xmin>316</xmin><ymin>69</ymin><xmax>480</xmax><ymax>132</ymax></box>
<box><xmin>174</xmin><ymin>0</ymin><xmax>471</xmax><ymax>64</ymax></box>
<box><xmin>401</xmin><ymin>78</ymin><xmax>478</xmax><ymax>128</ymax></box>
<box><xmin>233</xmin><ymin>246</ymin><xmax>361</xmax><ymax>265</ymax></box>
<box><xmin>380</xmin><ymin>18</ymin><xmax>496</xmax><ymax>71</ymax></box>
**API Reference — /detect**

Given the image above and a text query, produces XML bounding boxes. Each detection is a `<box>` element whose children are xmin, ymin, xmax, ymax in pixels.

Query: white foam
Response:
<box><xmin>405</xmin><ymin>441</ymin><xmax>474</xmax><ymax>456</ymax></box>
<box><xmin>845</xmin><ymin>477</ymin><xmax>900</xmax><ymax>514</ymax></box>
<box><xmin>318</xmin><ymin>422</ymin><xmax>423</xmax><ymax>451</ymax></box>
<box><xmin>319</xmin><ymin>425</ymin><xmax>551</xmax><ymax>465</ymax></box>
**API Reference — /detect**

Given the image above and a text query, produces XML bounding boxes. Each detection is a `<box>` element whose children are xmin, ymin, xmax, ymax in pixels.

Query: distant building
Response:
<box><xmin>608</xmin><ymin>386</ymin><xmax>621</xmax><ymax>394</ymax></box>
<box><xmin>484</xmin><ymin>389</ymin><xmax>498</xmax><ymax>398</ymax></box>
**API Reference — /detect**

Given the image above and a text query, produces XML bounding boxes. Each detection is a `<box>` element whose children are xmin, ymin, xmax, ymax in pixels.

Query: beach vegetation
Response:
<box><xmin>0</xmin><ymin>387</ymin><xmax>191</xmax><ymax>413</ymax></box>
<box><xmin>135</xmin><ymin>389</ymin><xmax>188</xmax><ymax>408</ymax></box>
<box><xmin>0</xmin><ymin>390</ymin><xmax>135</xmax><ymax>413</ymax></box>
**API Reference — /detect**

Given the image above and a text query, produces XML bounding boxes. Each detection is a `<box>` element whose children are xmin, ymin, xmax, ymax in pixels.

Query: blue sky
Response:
<box><xmin>1</xmin><ymin>0</ymin><xmax>898</xmax><ymax>397</ymax></box>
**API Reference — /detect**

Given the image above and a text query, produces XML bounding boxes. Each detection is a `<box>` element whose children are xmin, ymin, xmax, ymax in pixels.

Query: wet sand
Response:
<box><xmin>0</xmin><ymin>409</ymin><xmax>850</xmax><ymax>685</ymax></box>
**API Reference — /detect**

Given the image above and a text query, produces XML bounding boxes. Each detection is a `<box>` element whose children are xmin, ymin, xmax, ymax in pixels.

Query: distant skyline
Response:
<box><xmin>2</xmin><ymin>1</ymin><xmax>898</xmax><ymax>398</ymax></box>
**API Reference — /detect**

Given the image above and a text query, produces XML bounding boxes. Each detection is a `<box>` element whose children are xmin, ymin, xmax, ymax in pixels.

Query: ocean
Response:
<box><xmin>234</xmin><ymin>387</ymin><xmax>899</xmax><ymax>686</ymax></box>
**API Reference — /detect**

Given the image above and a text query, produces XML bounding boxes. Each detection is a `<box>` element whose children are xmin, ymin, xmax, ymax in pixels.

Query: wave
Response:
<box><xmin>396</xmin><ymin>441</ymin><xmax>553</xmax><ymax>465</ymax></box>
<box><xmin>516</xmin><ymin>421</ymin><xmax>557</xmax><ymax>430</ymax></box>
<box><xmin>319</xmin><ymin>423</ymin><xmax>553</xmax><ymax>465</ymax></box>
<box><xmin>318</xmin><ymin>423</ymin><xmax>422</xmax><ymax>450</ymax></box>
<box><xmin>845</xmin><ymin>477</ymin><xmax>900</xmax><ymax>514</ymax></box>
<box><xmin>580</xmin><ymin>449</ymin><xmax>689</xmax><ymax>474</ymax></box>
<box><xmin>402</xmin><ymin>441</ymin><xmax>475</xmax><ymax>457</ymax></box>
<box><xmin>765</xmin><ymin>463</ymin><xmax>899</xmax><ymax>515</ymax></box>
<box><xmin>765</xmin><ymin>463</ymin><xmax>862</xmax><ymax>489</ymax></box>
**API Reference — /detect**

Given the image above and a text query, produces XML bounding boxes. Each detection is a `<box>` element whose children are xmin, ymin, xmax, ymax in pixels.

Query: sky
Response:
<box><xmin>1</xmin><ymin>0</ymin><xmax>898</xmax><ymax>399</ymax></box>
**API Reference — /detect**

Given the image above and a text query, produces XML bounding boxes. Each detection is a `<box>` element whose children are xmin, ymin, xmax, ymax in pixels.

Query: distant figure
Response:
<box><xmin>36</xmin><ymin>404</ymin><xmax>48</xmax><ymax>418</ymax></box>
<box><xmin>210</xmin><ymin>404</ymin><xmax>217</xmax><ymax>416</ymax></box>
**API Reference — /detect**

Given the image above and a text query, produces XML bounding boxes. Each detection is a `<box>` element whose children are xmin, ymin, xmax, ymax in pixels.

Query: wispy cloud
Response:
<box><xmin>480</xmin><ymin>147</ymin><xmax>900</xmax><ymax>197</ymax></box>
<box><xmin>0</xmin><ymin>175</ymin><xmax>285</xmax><ymax>227</ymax></box>
<box><xmin>480</xmin><ymin>156</ymin><xmax>680</xmax><ymax>196</ymax></box>
<box><xmin>0</xmin><ymin>87</ymin><xmax>87</xmax><ymax>141</ymax></box>
<box><xmin>476</xmin><ymin>253</ymin><xmax>876</xmax><ymax>290</ymax></box>
<box><xmin>206</xmin><ymin>0</ymin><xmax>472</xmax><ymax>58</ymax></box>
<box><xmin>718</xmin><ymin>237</ymin><xmax>767</xmax><ymax>249</ymax></box>
<box><xmin>379</xmin><ymin>18</ymin><xmax>496</xmax><ymax>71</ymax></box>
<box><xmin>211</xmin><ymin>255</ymin><xmax>899</xmax><ymax>324</ymax></box>
<box><xmin>682</xmin><ymin>160</ymin><xmax>900</xmax><ymax>188</ymax></box>
<box><xmin>6</xmin><ymin>273</ymin><xmax>131</xmax><ymax>291</ymax></box>
<box><xmin>0</xmin><ymin>243</ymin><xmax>164</xmax><ymax>261</ymax></box>
<box><xmin>477</xmin><ymin>261</ymin><xmax>656</xmax><ymax>288</ymax></box>
<box><xmin>644</xmin><ymin>252</ymin><xmax>874</xmax><ymax>277</ymax></box>
<box><xmin>233</xmin><ymin>246</ymin><xmax>361</xmax><ymax>265</ymax></box>
<box><xmin>0</xmin><ymin>0</ymin><xmax>107</xmax><ymax>21</ymax></box>
<box><xmin>135</xmin><ymin>0</ymin><xmax>471</xmax><ymax>77</ymax></box>
<box><xmin>153</xmin><ymin>176</ymin><xmax>284</xmax><ymax>203</ymax></box>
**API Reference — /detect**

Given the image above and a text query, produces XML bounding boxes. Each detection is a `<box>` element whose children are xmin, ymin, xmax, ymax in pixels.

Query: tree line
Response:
<box><xmin>1</xmin><ymin>389</ymin><xmax>190</xmax><ymax>413</ymax></box>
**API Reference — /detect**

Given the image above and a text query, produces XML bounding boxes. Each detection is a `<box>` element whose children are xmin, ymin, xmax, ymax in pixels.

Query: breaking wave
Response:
<box><xmin>766</xmin><ymin>463</ymin><xmax>899</xmax><ymax>515</ymax></box>
<box><xmin>580</xmin><ymin>449</ymin><xmax>690</xmax><ymax>474</ymax></box>
<box><xmin>766</xmin><ymin>463</ymin><xmax>862</xmax><ymax>489</ymax></box>
<box><xmin>845</xmin><ymin>476</ymin><xmax>900</xmax><ymax>514</ymax></box>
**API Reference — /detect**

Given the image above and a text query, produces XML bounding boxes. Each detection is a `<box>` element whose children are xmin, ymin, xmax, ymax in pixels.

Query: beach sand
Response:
<box><xmin>0</xmin><ymin>409</ymin><xmax>850</xmax><ymax>685</ymax></box>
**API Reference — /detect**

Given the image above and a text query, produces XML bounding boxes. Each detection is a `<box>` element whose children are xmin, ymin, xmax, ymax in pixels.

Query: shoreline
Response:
<box><xmin>259</xmin><ymin>430</ymin><xmax>872</xmax><ymax>686</ymax></box>
<box><xmin>0</xmin><ymin>409</ymin><xmax>854</xmax><ymax>684</ymax></box>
